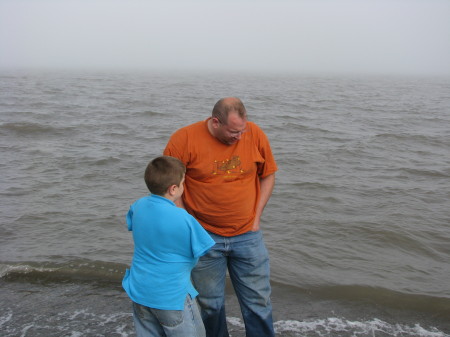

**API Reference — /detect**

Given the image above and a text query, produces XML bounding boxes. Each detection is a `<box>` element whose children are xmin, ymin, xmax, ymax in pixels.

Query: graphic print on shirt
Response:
<box><xmin>212</xmin><ymin>156</ymin><xmax>245</xmax><ymax>180</ymax></box>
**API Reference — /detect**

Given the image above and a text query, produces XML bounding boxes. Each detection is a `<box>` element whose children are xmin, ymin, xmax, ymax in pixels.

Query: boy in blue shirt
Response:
<box><xmin>123</xmin><ymin>156</ymin><xmax>215</xmax><ymax>337</ymax></box>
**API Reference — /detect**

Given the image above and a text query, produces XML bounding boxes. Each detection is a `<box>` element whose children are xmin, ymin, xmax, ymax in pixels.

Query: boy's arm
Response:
<box><xmin>252</xmin><ymin>173</ymin><xmax>275</xmax><ymax>231</ymax></box>
<box><xmin>126</xmin><ymin>206</ymin><xmax>134</xmax><ymax>230</ymax></box>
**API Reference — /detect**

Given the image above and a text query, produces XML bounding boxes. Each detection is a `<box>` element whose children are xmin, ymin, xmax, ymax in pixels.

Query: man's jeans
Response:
<box><xmin>191</xmin><ymin>230</ymin><xmax>275</xmax><ymax>337</ymax></box>
<box><xmin>132</xmin><ymin>295</ymin><xmax>205</xmax><ymax>337</ymax></box>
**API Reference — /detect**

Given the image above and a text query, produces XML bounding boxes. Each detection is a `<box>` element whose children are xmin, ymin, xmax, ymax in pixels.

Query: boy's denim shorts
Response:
<box><xmin>132</xmin><ymin>294</ymin><xmax>205</xmax><ymax>337</ymax></box>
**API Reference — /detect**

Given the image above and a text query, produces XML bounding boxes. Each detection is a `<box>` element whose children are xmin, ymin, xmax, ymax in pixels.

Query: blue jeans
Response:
<box><xmin>132</xmin><ymin>295</ymin><xmax>205</xmax><ymax>337</ymax></box>
<box><xmin>191</xmin><ymin>230</ymin><xmax>274</xmax><ymax>337</ymax></box>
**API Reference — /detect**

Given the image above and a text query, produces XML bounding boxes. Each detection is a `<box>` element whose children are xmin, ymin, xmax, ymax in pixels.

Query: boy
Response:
<box><xmin>122</xmin><ymin>156</ymin><xmax>215</xmax><ymax>337</ymax></box>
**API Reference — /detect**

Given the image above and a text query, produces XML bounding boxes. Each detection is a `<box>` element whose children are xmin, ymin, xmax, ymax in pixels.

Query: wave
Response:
<box><xmin>399</xmin><ymin>167</ymin><xmax>450</xmax><ymax>178</ymax></box>
<box><xmin>0</xmin><ymin>260</ymin><xmax>127</xmax><ymax>284</ymax></box>
<box><xmin>80</xmin><ymin>155</ymin><xmax>122</xmax><ymax>166</ymax></box>
<box><xmin>0</xmin><ymin>121</ymin><xmax>76</xmax><ymax>136</ymax></box>
<box><xmin>2</xmin><ymin>260</ymin><xmax>449</xmax><ymax>316</ymax></box>
<box><xmin>374</xmin><ymin>132</ymin><xmax>448</xmax><ymax>146</ymax></box>
<box><xmin>227</xmin><ymin>316</ymin><xmax>449</xmax><ymax>337</ymax></box>
<box><xmin>139</xmin><ymin>110</ymin><xmax>167</xmax><ymax>117</ymax></box>
<box><xmin>297</xmin><ymin>283</ymin><xmax>450</xmax><ymax>316</ymax></box>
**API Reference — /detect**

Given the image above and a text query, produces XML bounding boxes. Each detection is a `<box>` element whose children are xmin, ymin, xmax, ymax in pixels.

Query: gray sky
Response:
<box><xmin>1</xmin><ymin>0</ymin><xmax>450</xmax><ymax>75</ymax></box>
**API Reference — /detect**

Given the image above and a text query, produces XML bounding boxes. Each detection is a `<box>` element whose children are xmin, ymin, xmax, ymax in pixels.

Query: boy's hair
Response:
<box><xmin>144</xmin><ymin>156</ymin><xmax>186</xmax><ymax>196</ymax></box>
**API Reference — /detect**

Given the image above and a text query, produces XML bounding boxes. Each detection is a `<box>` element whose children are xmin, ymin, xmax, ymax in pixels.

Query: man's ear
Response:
<box><xmin>211</xmin><ymin>117</ymin><xmax>221</xmax><ymax>129</ymax></box>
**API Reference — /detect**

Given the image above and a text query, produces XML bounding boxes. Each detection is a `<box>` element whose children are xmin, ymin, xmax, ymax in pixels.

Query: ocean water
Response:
<box><xmin>1</xmin><ymin>70</ymin><xmax>449</xmax><ymax>337</ymax></box>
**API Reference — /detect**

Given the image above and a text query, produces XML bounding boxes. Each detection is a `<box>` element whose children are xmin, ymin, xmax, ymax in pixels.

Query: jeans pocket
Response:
<box><xmin>151</xmin><ymin>308</ymin><xmax>184</xmax><ymax>328</ymax></box>
<box><xmin>133</xmin><ymin>302</ymin><xmax>151</xmax><ymax>320</ymax></box>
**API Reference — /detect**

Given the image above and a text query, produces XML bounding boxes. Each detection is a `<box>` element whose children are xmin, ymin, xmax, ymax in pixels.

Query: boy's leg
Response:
<box><xmin>191</xmin><ymin>236</ymin><xmax>229</xmax><ymax>337</ymax></box>
<box><xmin>228</xmin><ymin>230</ymin><xmax>275</xmax><ymax>337</ymax></box>
<box><xmin>189</xmin><ymin>296</ymin><xmax>206</xmax><ymax>337</ymax></box>
<box><xmin>132</xmin><ymin>301</ymin><xmax>165</xmax><ymax>337</ymax></box>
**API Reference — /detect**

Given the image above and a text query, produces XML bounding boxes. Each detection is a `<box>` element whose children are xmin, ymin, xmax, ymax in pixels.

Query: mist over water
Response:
<box><xmin>1</xmin><ymin>71</ymin><xmax>449</xmax><ymax>336</ymax></box>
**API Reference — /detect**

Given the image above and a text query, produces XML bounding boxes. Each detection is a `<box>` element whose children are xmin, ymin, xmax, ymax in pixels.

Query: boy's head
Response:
<box><xmin>144</xmin><ymin>156</ymin><xmax>186</xmax><ymax>196</ymax></box>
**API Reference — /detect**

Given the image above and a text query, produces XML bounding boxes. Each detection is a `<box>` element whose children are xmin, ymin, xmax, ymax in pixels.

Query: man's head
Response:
<box><xmin>210</xmin><ymin>97</ymin><xmax>248</xmax><ymax>145</ymax></box>
<box><xmin>144</xmin><ymin>156</ymin><xmax>186</xmax><ymax>198</ymax></box>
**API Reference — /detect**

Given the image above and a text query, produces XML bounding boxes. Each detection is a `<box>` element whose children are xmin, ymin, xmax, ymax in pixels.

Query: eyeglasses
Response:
<box><xmin>216</xmin><ymin>118</ymin><xmax>247</xmax><ymax>136</ymax></box>
<box><xmin>227</xmin><ymin>128</ymin><xmax>247</xmax><ymax>136</ymax></box>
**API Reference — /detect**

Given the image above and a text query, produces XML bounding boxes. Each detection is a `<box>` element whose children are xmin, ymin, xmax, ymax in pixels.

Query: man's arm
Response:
<box><xmin>252</xmin><ymin>173</ymin><xmax>276</xmax><ymax>231</ymax></box>
<box><xmin>164</xmin><ymin>131</ymin><xmax>187</xmax><ymax>209</ymax></box>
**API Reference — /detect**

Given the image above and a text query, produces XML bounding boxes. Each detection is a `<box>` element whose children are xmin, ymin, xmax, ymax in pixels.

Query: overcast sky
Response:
<box><xmin>1</xmin><ymin>0</ymin><xmax>449</xmax><ymax>76</ymax></box>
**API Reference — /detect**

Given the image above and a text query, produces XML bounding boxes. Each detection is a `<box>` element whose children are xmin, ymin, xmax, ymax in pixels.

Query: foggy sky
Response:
<box><xmin>1</xmin><ymin>0</ymin><xmax>450</xmax><ymax>76</ymax></box>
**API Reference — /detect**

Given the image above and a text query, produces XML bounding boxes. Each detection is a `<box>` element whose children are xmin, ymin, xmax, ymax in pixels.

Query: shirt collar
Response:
<box><xmin>149</xmin><ymin>193</ymin><xmax>175</xmax><ymax>206</ymax></box>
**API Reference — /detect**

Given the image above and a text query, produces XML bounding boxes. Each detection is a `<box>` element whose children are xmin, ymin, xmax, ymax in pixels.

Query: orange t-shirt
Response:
<box><xmin>163</xmin><ymin>118</ymin><xmax>278</xmax><ymax>236</ymax></box>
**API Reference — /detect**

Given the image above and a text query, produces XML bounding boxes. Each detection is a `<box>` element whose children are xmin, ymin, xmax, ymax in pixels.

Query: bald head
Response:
<box><xmin>212</xmin><ymin>97</ymin><xmax>247</xmax><ymax>124</ymax></box>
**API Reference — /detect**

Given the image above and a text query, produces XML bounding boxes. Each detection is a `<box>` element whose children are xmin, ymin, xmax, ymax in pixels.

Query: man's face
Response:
<box><xmin>214</xmin><ymin>112</ymin><xmax>247</xmax><ymax>145</ymax></box>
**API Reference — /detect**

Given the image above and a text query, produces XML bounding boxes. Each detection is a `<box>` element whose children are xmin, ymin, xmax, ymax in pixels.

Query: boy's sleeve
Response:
<box><xmin>188</xmin><ymin>216</ymin><xmax>215</xmax><ymax>258</ymax></box>
<box><xmin>126</xmin><ymin>205</ymin><xmax>134</xmax><ymax>231</ymax></box>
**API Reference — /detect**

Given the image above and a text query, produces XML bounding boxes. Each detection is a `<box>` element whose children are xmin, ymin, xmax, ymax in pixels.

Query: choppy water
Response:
<box><xmin>1</xmin><ymin>70</ymin><xmax>449</xmax><ymax>336</ymax></box>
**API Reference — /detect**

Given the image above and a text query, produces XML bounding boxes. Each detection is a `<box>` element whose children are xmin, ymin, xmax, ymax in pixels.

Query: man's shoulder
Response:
<box><xmin>246</xmin><ymin>121</ymin><xmax>268</xmax><ymax>138</ymax></box>
<box><xmin>175</xmin><ymin>120</ymin><xmax>205</xmax><ymax>133</ymax></box>
<box><xmin>247</xmin><ymin>121</ymin><xmax>260</xmax><ymax>130</ymax></box>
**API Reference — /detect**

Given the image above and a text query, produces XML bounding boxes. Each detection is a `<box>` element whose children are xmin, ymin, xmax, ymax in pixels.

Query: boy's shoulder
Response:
<box><xmin>130</xmin><ymin>195</ymin><xmax>175</xmax><ymax>212</ymax></box>
<box><xmin>171</xmin><ymin>206</ymin><xmax>203</xmax><ymax>227</ymax></box>
<box><xmin>131</xmin><ymin>194</ymin><xmax>152</xmax><ymax>206</ymax></box>
<box><xmin>130</xmin><ymin>195</ymin><xmax>201</xmax><ymax>225</ymax></box>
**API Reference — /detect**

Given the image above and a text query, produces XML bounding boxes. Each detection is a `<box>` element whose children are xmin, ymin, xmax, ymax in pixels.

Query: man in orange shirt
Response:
<box><xmin>164</xmin><ymin>97</ymin><xmax>277</xmax><ymax>337</ymax></box>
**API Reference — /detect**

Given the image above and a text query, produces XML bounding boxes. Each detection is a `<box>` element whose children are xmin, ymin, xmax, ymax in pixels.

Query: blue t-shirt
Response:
<box><xmin>122</xmin><ymin>194</ymin><xmax>215</xmax><ymax>310</ymax></box>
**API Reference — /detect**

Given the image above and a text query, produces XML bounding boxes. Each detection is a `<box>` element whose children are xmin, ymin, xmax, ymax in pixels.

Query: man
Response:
<box><xmin>164</xmin><ymin>97</ymin><xmax>277</xmax><ymax>337</ymax></box>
